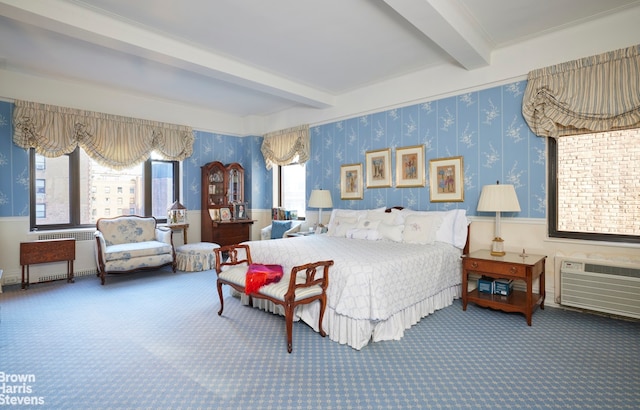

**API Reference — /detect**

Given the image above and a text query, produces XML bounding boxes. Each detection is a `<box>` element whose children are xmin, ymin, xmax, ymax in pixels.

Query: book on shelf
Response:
<box><xmin>271</xmin><ymin>207</ymin><xmax>298</xmax><ymax>220</ymax></box>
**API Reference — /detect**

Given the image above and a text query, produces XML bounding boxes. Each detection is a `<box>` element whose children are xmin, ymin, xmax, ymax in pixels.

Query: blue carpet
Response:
<box><xmin>1</xmin><ymin>268</ymin><xmax>639</xmax><ymax>409</ymax></box>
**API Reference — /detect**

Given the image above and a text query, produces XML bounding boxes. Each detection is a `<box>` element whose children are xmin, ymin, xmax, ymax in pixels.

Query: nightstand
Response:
<box><xmin>462</xmin><ymin>250</ymin><xmax>546</xmax><ymax>325</ymax></box>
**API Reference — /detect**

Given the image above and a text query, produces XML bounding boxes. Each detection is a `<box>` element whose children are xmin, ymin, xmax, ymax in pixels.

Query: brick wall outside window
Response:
<box><xmin>557</xmin><ymin>130</ymin><xmax>640</xmax><ymax>236</ymax></box>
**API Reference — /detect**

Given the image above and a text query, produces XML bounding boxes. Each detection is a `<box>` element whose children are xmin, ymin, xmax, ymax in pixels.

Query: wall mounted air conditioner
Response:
<box><xmin>560</xmin><ymin>258</ymin><xmax>640</xmax><ymax>319</ymax></box>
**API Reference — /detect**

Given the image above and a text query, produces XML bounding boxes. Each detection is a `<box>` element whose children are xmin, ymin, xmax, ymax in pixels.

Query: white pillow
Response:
<box><xmin>402</xmin><ymin>214</ymin><xmax>443</xmax><ymax>245</ymax></box>
<box><xmin>433</xmin><ymin>209</ymin><xmax>468</xmax><ymax>249</ymax></box>
<box><xmin>377</xmin><ymin>222</ymin><xmax>403</xmax><ymax>242</ymax></box>
<box><xmin>365</xmin><ymin>210</ymin><xmax>398</xmax><ymax>225</ymax></box>
<box><xmin>400</xmin><ymin>208</ymin><xmax>468</xmax><ymax>248</ymax></box>
<box><xmin>346</xmin><ymin>228</ymin><xmax>382</xmax><ymax>241</ymax></box>
<box><xmin>327</xmin><ymin>209</ymin><xmax>367</xmax><ymax>235</ymax></box>
<box><xmin>356</xmin><ymin>218</ymin><xmax>381</xmax><ymax>230</ymax></box>
<box><xmin>334</xmin><ymin>220</ymin><xmax>358</xmax><ymax>237</ymax></box>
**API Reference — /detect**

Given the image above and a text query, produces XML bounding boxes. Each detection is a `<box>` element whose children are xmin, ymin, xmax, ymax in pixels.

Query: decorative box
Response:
<box><xmin>477</xmin><ymin>276</ymin><xmax>494</xmax><ymax>294</ymax></box>
<box><xmin>494</xmin><ymin>279</ymin><xmax>514</xmax><ymax>296</ymax></box>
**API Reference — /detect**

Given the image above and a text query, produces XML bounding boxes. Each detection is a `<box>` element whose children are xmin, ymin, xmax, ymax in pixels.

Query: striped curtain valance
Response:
<box><xmin>13</xmin><ymin>100</ymin><xmax>194</xmax><ymax>170</ymax></box>
<box><xmin>261</xmin><ymin>124</ymin><xmax>310</xmax><ymax>170</ymax></box>
<box><xmin>522</xmin><ymin>44</ymin><xmax>640</xmax><ymax>138</ymax></box>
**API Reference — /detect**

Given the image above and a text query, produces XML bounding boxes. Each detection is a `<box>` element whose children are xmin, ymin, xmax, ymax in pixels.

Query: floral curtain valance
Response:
<box><xmin>261</xmin><ymin>124</ymin><xmax>310</xmax><ymax>170</ymax></box>
<box><xmin>522</xmin><ymin>44</ymin><xmax>640</xmax><ymax>138</ymax></box>
<box><xmin>13</xmin><ymin>100</ymin><xmax>194</xmax><ymax>170</ymax></box>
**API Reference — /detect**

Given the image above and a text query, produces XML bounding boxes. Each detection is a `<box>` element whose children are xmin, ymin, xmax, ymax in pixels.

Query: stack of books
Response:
<box><xmin>477</xmin><ymin>276</ymin><xmax>513</xmax><ymax>296</ymax></box>
<box><xmin>271</xmin><ymin>208</ymin><xmax>298</xmax><ymax>220</ymax></box>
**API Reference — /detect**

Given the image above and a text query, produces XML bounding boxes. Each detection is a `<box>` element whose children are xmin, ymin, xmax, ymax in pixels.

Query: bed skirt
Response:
<box><xmin>234</xmin><ymin>284</ymin><xmax>461</xmax><ymax>350</ymax></box>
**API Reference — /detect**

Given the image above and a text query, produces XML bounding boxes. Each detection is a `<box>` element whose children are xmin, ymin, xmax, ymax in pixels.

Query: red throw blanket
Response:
<box><xmin>245</xmin><ymin>264</ymin><xmax>284</xmax><ymax>294</ymax></box>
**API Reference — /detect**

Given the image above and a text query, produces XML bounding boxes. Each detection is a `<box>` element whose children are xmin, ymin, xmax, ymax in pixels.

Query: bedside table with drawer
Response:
<box><xmin>462</xmin><ymin>250</ymin><xmax>546</xmax><ymax>325</ymax></box>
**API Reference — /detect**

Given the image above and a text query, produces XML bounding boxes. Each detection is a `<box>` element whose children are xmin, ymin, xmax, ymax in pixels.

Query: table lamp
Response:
<box><xmin>308</xmin><ymin>189</ymin><xmax>333</xmax><ymax>228</ymax></box>
<box><xmin>477</xmin><ymin>181</ymin><xmax>520</xmax><ymax>256</ymax></box>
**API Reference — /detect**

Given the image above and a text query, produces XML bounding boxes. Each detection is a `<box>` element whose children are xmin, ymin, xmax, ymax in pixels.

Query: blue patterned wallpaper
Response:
<box><xmin>182</xmin><ymin>131</ymin><xmax>266</xmax><ymax>212</ymax></box>
<box><xmin>0</xmin><ymin>80</ymin><xmax>546</xmax><ymax>219</ymax></box>
<box><xmin>0</xmin><ymin>101</ymin><xmax>30</xmax><ymax>217</ymax></box>
<box><xmin>307</xmin><ymin>81</ymin><xmax>546</xmax><ymax>218</ymax></box>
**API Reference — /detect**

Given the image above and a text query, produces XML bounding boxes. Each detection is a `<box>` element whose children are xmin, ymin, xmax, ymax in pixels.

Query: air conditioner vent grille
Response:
<box><xmin>561</xmin><ymin>258</ymin><xmax>640</xmax><ymax>319</ymax></box>
<box><xmin>584</xmin><ymin>263</ymin><xmax>640</xmax><ymax>279</ymax></box>
<box><xmin>37</xmin><ymin>231</ymin><xmax>94</xmax><ymax>242</ymax></box>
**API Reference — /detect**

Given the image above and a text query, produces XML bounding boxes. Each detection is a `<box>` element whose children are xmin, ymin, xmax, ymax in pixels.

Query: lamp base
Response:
<box><xmin>490</xmin><ymin>237</ymin><xmax>506</xmax><ymax>256</ymax></box>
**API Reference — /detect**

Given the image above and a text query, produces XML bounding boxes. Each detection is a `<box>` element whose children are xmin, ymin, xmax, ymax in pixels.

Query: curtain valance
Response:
<box><xmin>522</xmin><ymin>44</ymin><xmax>640</xmax><ymax>138</ymax></box>
<box><xmin>13</xmin><ymin>100</ymin><xmax>194</xmax><ymax>170</ymax></box>
<box><xmin>261</xmin><ymin>124</ymin><xmax>310</xmax><ymax>170</ymax></box>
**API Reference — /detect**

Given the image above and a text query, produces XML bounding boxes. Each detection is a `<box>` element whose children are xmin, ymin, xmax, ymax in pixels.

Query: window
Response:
<box><xmin>549</xmin><ymin>129</ymin><xmax>640</xmax><ymax>243</ymax></box>
<box><xmin>273</xmin><ymin>163</ymin><xmax>306</xmax><ymax>218</ymax></box>
<box><xmin>35</xmin><ymin>179</ymin><xmax>45</xmax><ymax>194</ymax></box>
<box><xmin>35</xmin><ymin>204</ymin><xmax>46</xmax><ymax>219</ymax></box>
<box><xmin>30</xmin><ymin>148</ymin><xmax>179</xmax><ymax>230</ymax></box>
<box><xmin>147</xmin><ymin>159</ymin><xmax>179</xmax><ymax>220</ymax></box>
<box><xmin>35</xmin><ymin>155</ymin><xmax>45</xmax><ymax>170</ymax></box>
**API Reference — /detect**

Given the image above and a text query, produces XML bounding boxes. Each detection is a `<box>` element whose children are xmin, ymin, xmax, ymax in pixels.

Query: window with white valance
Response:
<box><xmin>522</xmin><ymin>44</ymin><xmax>640</xmax><ymax>138</ymax></box>
<box><xmin>13</xmin><ymin>100</ymin><xmax>194</xmax><ymax>170</ymax></box>
<box><xmin>261</xmin><ymin>124</ymin><xmax>310</xmax><ymax>170</ymax></box>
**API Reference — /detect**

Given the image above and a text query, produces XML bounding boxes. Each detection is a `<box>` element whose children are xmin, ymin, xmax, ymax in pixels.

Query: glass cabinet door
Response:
<box><xmin>228</xmin><ymin>168</ymin><xmax>241</xmax><ymax>203</ymax></box>
<box><xmin>207</xmin><ymin>167</ymin><xmax>225</xmax><ymax>206</ymax></box>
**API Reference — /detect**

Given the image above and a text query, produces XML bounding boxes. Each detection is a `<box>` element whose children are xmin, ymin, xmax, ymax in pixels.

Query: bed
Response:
<box><xmin>241</xmin><ymin>207</ymin><xmax>469</xmax><ymax>350</ymax></box>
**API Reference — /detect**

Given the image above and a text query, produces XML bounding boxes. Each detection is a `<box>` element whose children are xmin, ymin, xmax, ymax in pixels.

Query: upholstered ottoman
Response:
<box><xmin>176</xmin><ymin>242</ymin><xmax>220</xmax><ymax>272</ymax></box>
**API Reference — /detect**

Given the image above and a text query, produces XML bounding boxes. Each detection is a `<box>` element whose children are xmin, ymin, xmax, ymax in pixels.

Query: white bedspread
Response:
<box><xmin>243</xmin><ymin>235</ymin><xmax>462</xmax><ymax>349</ymax></box>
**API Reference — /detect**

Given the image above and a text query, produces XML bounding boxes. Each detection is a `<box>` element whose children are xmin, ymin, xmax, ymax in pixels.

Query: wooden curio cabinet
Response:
<box><xmin>201</xmin><ymin>161</ymin><xmax>254</xmax><ymax>246</ymax></box>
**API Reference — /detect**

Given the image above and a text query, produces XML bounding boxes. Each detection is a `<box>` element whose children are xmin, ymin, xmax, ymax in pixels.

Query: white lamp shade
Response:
<box><xmin>477</xmin><ymin>184</ymin><xmax>521</xmax><ymax>212</ymax></box>
<box><xmin>308</xmin><ymin>189</ymin><xmax>333</xmax><ymax>209</ymax></box>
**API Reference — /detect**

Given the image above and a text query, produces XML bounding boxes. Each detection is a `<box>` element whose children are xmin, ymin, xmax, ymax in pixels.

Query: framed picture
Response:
<box><xmin>429</xmin><ymin>156</ymin><xmax>464</xmax><ymax>202</ymax></box>
<box><xmin>340</xmin><ymin>163</ymin><xmax>364</xmax><ymax>200</ymax></box>
<box><xmin>365</xmin><ymin>148</ymin><xmax>391</xmax><ymax>188</ymax></box>
<box><xmin>233</xmin><ymin>202</ymin><xmax>248</xmax><ymax>220</ymax></box>
<box><xmin>220</xmin><ymin>207</ymin><xmax>232</xmax><ymax>221</ymax></box>
<box><xmin>208</xmin><ymin>208</ymin><xmax>220</xmax><ymax>221</ymax></box>
<box><xmin>395</xmin><ymin>145</ymin><xmax>426</xmax><ymax>187</ymax></box>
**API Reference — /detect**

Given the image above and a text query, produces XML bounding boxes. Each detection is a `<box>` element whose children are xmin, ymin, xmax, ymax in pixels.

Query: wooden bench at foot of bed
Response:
<box><xmin>213</xmin><ymin>244</ymin><xmax>334</xmax><ymax>353</ymax></box>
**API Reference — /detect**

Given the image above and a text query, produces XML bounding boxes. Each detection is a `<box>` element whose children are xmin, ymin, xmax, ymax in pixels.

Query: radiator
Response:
<box><xmin>26</xmin><ymin>230</ymin><xmax>98</xmax><ymax>283</ymax></box>
<box><xmin>560</xmin><ymin>258</ymin><xmax>640</xmax><ymax>319</ymax></box>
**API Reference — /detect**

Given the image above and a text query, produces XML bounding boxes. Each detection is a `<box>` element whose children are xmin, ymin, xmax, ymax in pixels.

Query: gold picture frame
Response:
<box><xmin>395</xmin><ymin>145</ymin><xmax>426</xmax><ymax>187</ymax></box>
<box><xmin>429</xmin><ymin>156</ymin><xmax>464</xmax><ymax>202</ymax></box>
<box><xmin>340</xmin><ymin>163</ymin><xmax>364</xmax><ymax>200</ymax></box>
<box><xmin>365</xmin><ymin>148</ymin><xmax>391</xmax><ymax>188</ymax></box>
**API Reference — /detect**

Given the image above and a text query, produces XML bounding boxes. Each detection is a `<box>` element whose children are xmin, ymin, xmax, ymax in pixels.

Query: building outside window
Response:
<box><xmin>31</xmin><ymin>149</ymin><xmax>179</xmax><ymax>230</ymax></box>
<box><xmin>550</xmin><ymin>129</ymin><xmax>640</xmax><ymax>243</ymax></box>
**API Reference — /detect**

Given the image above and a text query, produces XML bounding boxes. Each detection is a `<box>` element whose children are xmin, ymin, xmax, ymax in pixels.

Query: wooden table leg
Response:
<box><xmin>21</xmin><ymin>265</ymin><xmax>29</xmax><ymax>290</ymax></box>
<box><xmin>462</xmin><ymin>267</ymin><xmax>468</xmax><ymax>310</ymax></box>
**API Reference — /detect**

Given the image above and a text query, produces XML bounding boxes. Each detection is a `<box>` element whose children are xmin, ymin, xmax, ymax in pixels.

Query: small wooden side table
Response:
<box><xmin>462</xmin><ymin>250</ymin><xmax>546</xmax><ymax>326</ymax></box>
<box><xmin>168</xmin><ymin>223</ymin><xmax>190</xmax><ymax>244</ymax></box>
<box><xmin>20</xmin><ymin>238</ymin><xmax>76</xmax><ymax>290</ymax></box>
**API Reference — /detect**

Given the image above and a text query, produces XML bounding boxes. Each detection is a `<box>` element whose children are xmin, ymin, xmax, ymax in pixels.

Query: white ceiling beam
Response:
<box><xmin>0</xmin><ymin>0</ymin><xmax>335</xmax><ymax>109</ymax></box>
<box><xmin>383</xmin><ymin>0</ymin><xmax>492</xmax><ymax>70</ymax></box>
